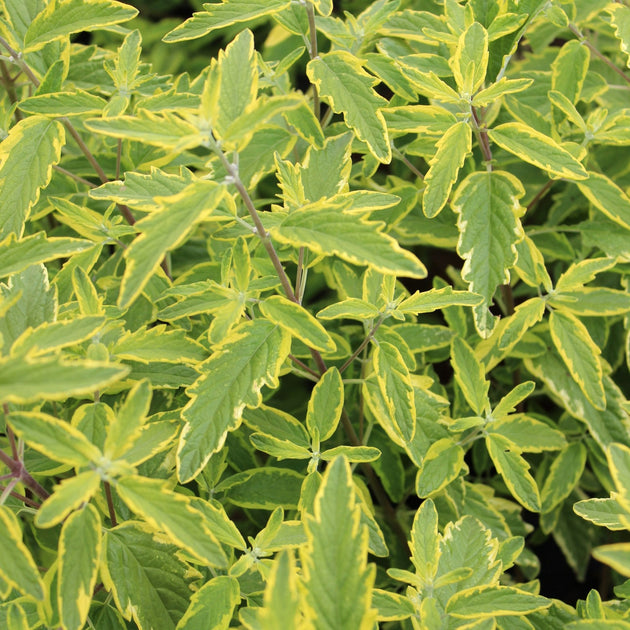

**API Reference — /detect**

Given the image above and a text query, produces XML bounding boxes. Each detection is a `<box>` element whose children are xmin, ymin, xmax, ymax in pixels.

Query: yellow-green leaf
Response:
<box><xmin>307</xmin><ymin>51</ymin><xmax>391</xmax><ymax>163</ymax></box>
<box><xmin>423</xmin><ymin>121</ymin><xmax>471</xmax><ymax>218</ymax></box>
<box><xmin>178</xmin><ymin>320</ymin><xmax>290</xmax><ymax>483</ymax></box>
<box><xmin>0</xmin><ymin>232</ymin><xmax>92</xmax><ymax>278</ymax></box>
<box><xmin>447</xmin><ymin>585</ymin><xmax>551</xmax><ymax>618</ymax></box>
<box><xmin>451</xmin><ymin>22</ymin><xmax>488</xmax><ymax>93</ymax></box>
<box><xmin>116</xmin><ymin>476</ymin><xmax>227</xmax><ymax>568</ymax></box>
<box><xmin>300</xmin><ymin>457</ymin><xmax>377</xmax><ymax>630</ymax></box>
<box><xmin>551</xmin><ymin>39</ymin><xmax>590</xmax><ymax>104</ymax></box>
<box><xmin>0</xmin><ymin>356</ymin><xmax>129</xmax><ymax>404</ymax></box>
<box><xmin>306</xmin><ymin>366</ymin><xmax>344</xmax><ymax>443</ymax></box>
<box><xmin>0</xmin><ymin>116</ymin><xmax>64</xmax><ymax>239</ymax></box>
<box><xmin>163</xmin><ymin>0</ymin><xmax>292</xmax><ymax>42</ymax></box>
<box><xmin>271</xmin><ymin>200</ymin><xmax>426</xmax><ymax>279</ymax></box>
<box><xmin>24</xmin><ymin>0</ymin><xmax>138</xmax><ymax>52</ymax></box>
<box><xmin>451</xmin><ymin>336</ymin><xmax>489</xmax><ymax>416</ymax></box>
<box><xmin>119</xmin><ymin>181</ymin><xmax>224</xmax><ymax>308</ymax></box>
<box><xmin>592</xmin><ymin>544</ymin><xmax>630</xmax><ymax>578</ymax></box>
<box><xmin>486</xmin><ymin>434</ymin><xmax>541</xmax><ymax>512</ymax></box>
<box><xmin>549</xmin><ymin>309</ymin><xmax>605</xmax><ymax>410</ymax></box>
<box><xmin>373</xmin><ymin>342</ymin><xmax>416</xmax><ymax>443</ymax></box>
<box><xmin>488</xmin><ymin>122</ymin><xmax>588</xmax><ymax>180</ymax></box>
<box><xmin>0</xmin><ymin>507</ymin><xmax>45</xmax><ymax>601</ymax></box>
<box><xmin>415</xmin><ymin>438</ymin><xmax>465</xmax><ymax>498</ymax></box>
<box><xmin>19</xmin><ymin>90</ymin><xmax>107</xmax><ymax>116</ymax></box>
<box><xmin>177</xmin><ymin>576</ymin><xmax>239</xmax><ymax>630</ymax></box>
<box><xmin>576</xmin><ymin>172</ymin><xmax>630</xmax><ymax>230</ymax></box>
<box><xmin>452</xmin><ymin>170</ymin><xmax>525</xmax><ymax>335</ymax></box>
<box><xmin>541</xmin><ymin>442</ymin><xmax>587</xmax><ymax>513</ymax></box>
<box><xmin>8</xmin><ymin>411</ymin><xmax>102</xmax><ymax>467</ymax></box>
<box><xmin>35</xmin><ymin>471</ymin><xmax>101</xmax><ymax>528</ymax></box>
<box><xmin>261</xmin><ymin>295</ymin><xmax>335</xmax><ymax>353</ymax></box>
<box><xmin>58</xmin><ymin>504</ymin><xmax>102</xmax><ymax>630</ymax></box>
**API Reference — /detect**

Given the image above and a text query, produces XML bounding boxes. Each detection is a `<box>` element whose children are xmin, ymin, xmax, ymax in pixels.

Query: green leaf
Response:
<box><xmin>320</xmin><ymin>445</ymin><xmax>381</xmax><ymax>463</ymax></box>
<box><xmin>116</xmin><ymin>476</ymin><xmax>227</xmax><ymax>568</ymax></box>
<box><xmin>111</xmin><ymin>325</ymin><xmax>208</xmax><ymax>364</ymax></box>
<box><xmin>101</xmin><ymin>522</ymin><xmax>197</xmax><ymax>629</ymax></box>
<box><xmin>190</xmin><ymin>498</ymin><xmax>247</xmax><ymax>551</ymax></box>
<box><xmin>447</xmin><ymin>585</ymin><xmax>551</xmax><ymax>618</ymax></box>
<box><xmin>35</xmin><ymin>470</ymin><xmax>101</xmax><ymax>528</ymax></box>
<box><xmin>19</xmin><ymin>90</ymin><xmax>107</xmax><ymax>116</ymax></box>
<box><xmin>90</xmin><ymin>167</ymin><xmax>192</xmax><ymax>211</ymax></box>
<box><xmin>472</xmin><ymin>78</ymin><xmax>533</xmax><ymax>107</ymax></box>
<box><xmin>576</xmin><ymin>172</ymin><xmax>630</xmax><ymax>230</ymax></box>
<box><xmin>8</xmin><ymin>410</ymin><xmax>102</xmax><ymax>466</ymax></box>
<box><xmin>487</xmin><ymin>415</ymin><xmax>566</xmax><ymax>453</ymax></box>
<box><xmin>574</xmin><ymin>498</ymin><xmax>630</xmax><ymax>531</ymax></box>
<box><xmin>608</xmin><ymin>443</ymin><xmax>630</xmax><ymax>508</ymax></box>
<box><xmin>415</xmin><ymin>438</ymin><xmax>465</xmax><ymax>498</ymax></box>
<box><xmin>218</xmin><ymin>467</ymin><xmax>304</xmax><ymax>510</ymax></box>
<box><xmin>541</xmin><ymin>442</ymin><xmax>587</xmax><ymax>513</ymax></box>
<box><xmin>0</xmin><ymin>356</ymin><xmax>129</xmax><ymax>403</ymax></box>
<box><xmin>306</xmin><ymin>366</ymin><xmax>344</xmax><ymax>442</ymax></box>
<box><xmin>554</xmin><ymin>257</ymin><xmax>617</xmax><ymax>292</ymax></box>
<box><xmin>409</xmin><ymin>498</ymin><xmax>440</xmax><ymax>583</ymax></box>
<box><xmin>24</xmin><ymin>0</ymin><xmax>138</xmax><ymax>52</ymax></box>
<box><xmin>383</xmin><ymin>105</ymin><xmax>456</xmax><ymax>134</ymax></box>
<box><xmin>11</xmin><ymin>315</ymin><xmax>105</xmax><ymax>356</ymax></box>
<box><xmin>103</xmin><ymin>379</ymin><xmax>151</xmax><ymax>460</ymax></box>
<box><xmin>0</xmin><ymin>507</ymin><xmax>45</xmax><ymax>601</ymax></box>
<box><xmin>250</xmin><ymin>433</ymin><xmax>311</xmax><ymax>460</ymax></box>
<box><xmin>0</xmin><ymin>116</ymin><xmax>64</xmax><ymax>239</ymax></box>
<box><xmin>422</xmin><ymin>121</ymin><xmax>471</xmax><ymax>218</ymax></box>
<box><xmin>257</xmin><ymin>551</ymin><xmax>301</xmax><ymax>630</ymax></box>
<box><xmin>551</xmin><ymin>39</ymin><xmax>590</xmax><ymax>104</ymax></box>
<box><xmin>58</xmin><ymin>504</ymin><xmax>102</xmax><ymax>630</ymax></box>
<box><xmin>451</xmin><ymin>336</ymin><xmax>489</xmax><ymax>415</ymax></box>
<box><xmin>307</xmin><ymin>51</ymin><xmax>391</xmax><ymax>163</ymax></box>
<box><xmin>214</xmin><ymin>30</ymin><xmax>256</xmax><ymax>137</ymax></box>
<box><xmin>300</xmin><ymin>457</ymin><xmax>377</xmax><ymax>630</ymax></box>
<box><xmin>178</xmin><ymin>320</ymin><xmax>290</xmax><ymax>483</ymax></box>
<box><xmin>373</xmin><ymin>342</ymin><xmax>416</xmax><ymax>443</ymax></box>
<box><xmin>492</xmin><ymin>382</ymin><xmax>536</xmax><ymax>420</ymax></box>
<box><xmin>452</xmin><ymin>170</ymin><xmax>525</xmax><ymax>335</ymax></box>
<box><xmin>84</xmin><ymin>112</ymin><xmax>203</xmax><ymax>150</ymax></box>
<box><xmin>317</xmin><ymin>298</ymin><xmax>381</xmax><ymax>321</ymax></box>
<box><xmin>549</xmin><ymin>309</ymin><xmax>605</xmax><ymax>410</ymax></box>
<box><xmin>609</xmin><ymin>4</ymin><xmax>630</xmax><ymax>68</ymax></box>
<box><xmin>549</xmin><ymin>288</ymin><xmax>630</xmax><ymax>317</ymax></box>
<box><xmin>0</xmin><ymin>232</ymin><xmax>91</xmax><ymax>278</ymax></box>
<box><xmin>260</xmin><ymin>295</ymin><xmax>335</xmax><ymax>353</ymax></box>
<box><xmin>163</xmin><ymin>0</ymin><xmax>292</xmax><ymax>42</ymax></box>
<box><xmin>592</xmin><ymin>544</ymin><xmax>630</xmax><ymax>578</ymax></box>
<box><xmin>525</xmin><ymin>350</ymin><xmax>630</xmax><ymax>450</ymax></box>
<box><xmin>452</xmin><ymin>22</ymin><xmax>488</xmax><ymax>93</ymax></box>
<box><xmin>119</xmin><ymin>181</ymin><xmax>224</xmax><ymax>308</ymax></box>
<box><xmin>176</xmin><ymin>576</ymin><xmax>239</xmax><ymax>630</ymax></box>
<box><xmin>488</xmin><ymin>122</ymin><xmax>588</xmax><ymax>180</ymax></box>
<box><xmin>399</xmin><ymin>286</ymin><xmax>483</xmax><ymax>314</ymax></box>
<box><xmin>486</xmin><ymin>434</ymin><xmax>541</xmax><ymax>512</ymax></box>
<box><xmin>476</xmin><ymin>297</ymin><xmax>546</xmax><ymax>371</ymax></box>
<box><xmin>299</xmin><ymin>132</ymin><xmax>353</xmax><ymax>203</ymax></box>
<box><xmin>271</xmin><ymin>200</ymin><xmax>426</xmax><ymax>279</ymax></box>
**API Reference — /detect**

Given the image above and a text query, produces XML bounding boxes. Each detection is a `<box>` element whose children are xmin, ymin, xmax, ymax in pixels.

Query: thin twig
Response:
<box><xmin>393</xmin><ymin>145</ymin><xmax>425</xmax><ymax>180</ymax></box>
<box><xmin>0</xmin><ymin>483</ymin><xmax>41</xmax><ymax>509</ymax></box>
<box><xmin>0</xmin><ymin>59</ymin><xmax>22</xmax><ymax>121</ymax></box>
<box><xmin>526</xmin><ymin>179</ymin><xmax>554</xmax><ymax>213</ymax></box>
<box><xmin>288</xmin><ymin>354</ymin><xmax>321</xmax><ymax>379</ymax></box>
<box><xmin>52</xmin><ymin>164</ymin><xmax>97</xmax><ymax>188</ymax></box>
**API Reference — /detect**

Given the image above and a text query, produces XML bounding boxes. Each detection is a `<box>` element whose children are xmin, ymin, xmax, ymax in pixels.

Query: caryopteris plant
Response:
<box><xmin>0</xmin><ymin>0</ymin><xmax>629</xmax><ymax>628</ymax></box>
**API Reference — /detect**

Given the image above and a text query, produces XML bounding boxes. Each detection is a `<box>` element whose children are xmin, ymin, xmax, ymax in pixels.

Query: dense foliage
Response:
<box><xmin>1</xmin><ymin>0</ymin><xmax>630</xmax><ymax>628</ymax></box>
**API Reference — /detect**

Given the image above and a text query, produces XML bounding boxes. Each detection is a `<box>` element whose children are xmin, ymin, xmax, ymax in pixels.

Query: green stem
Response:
<box><xmin>569</xmin><ymin>23</ymin><xmax>630</xmax><ymax>86</ymax></box>
<box><xmin>104</xmin><ymin>481</ymin><xmax>117</xmax><ymax>527</ymax></box>
<box><xmin>393</xmin><ymin>145</ymin><xmax>424</xmax><ymax>180</ymax></box>
<box><xmin>0</xmin><ymin>59</ymin><xmax>22</xmax><ymax>122</ymax></box>
<box><xmin>471</xmin><ymin>106</ymin><xmax>493</xmax><ymax>170</ymax></box>
<box><xmin>340</xmin><ymin>315</ymin><xmax>385</xmax><ymax>374</ymax></box>
<box><xmin>52</xmin><ymin>164</ymin><xmax>97</xmax><ymax>188</ymax></box>
<box><xmin>211</xmin><ymin>138</ymin><xmax>327</xmax><ymax>375</ymax></box>
<box><xmin>305</xmin><ymin>2</ymin><xmax>320</xmax><ymax>120</ymax></box>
